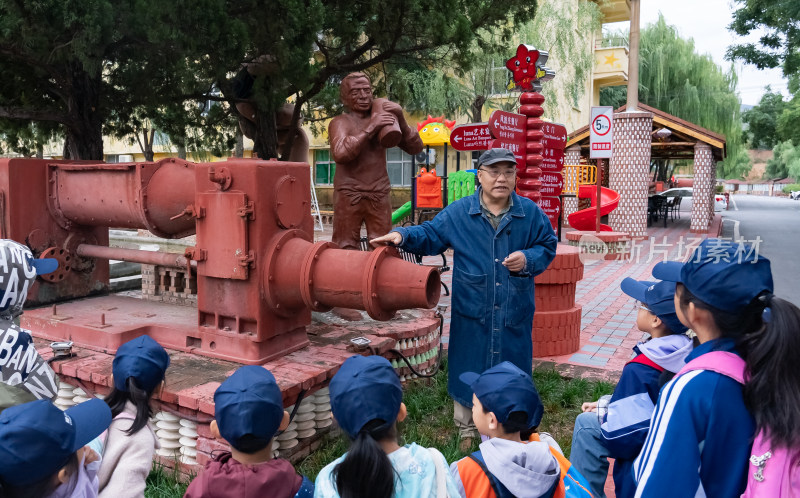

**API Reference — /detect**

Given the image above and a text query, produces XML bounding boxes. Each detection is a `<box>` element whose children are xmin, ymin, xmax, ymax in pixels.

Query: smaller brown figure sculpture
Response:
<box><xmin>328</xmin><ymin>72</ymin><xmax>423</xmax><ymax>250</ymax></box>
<box><xmin>234</xmin><ymin>58</ymin><xmax>309</xmax><ymax>162</ymax></box>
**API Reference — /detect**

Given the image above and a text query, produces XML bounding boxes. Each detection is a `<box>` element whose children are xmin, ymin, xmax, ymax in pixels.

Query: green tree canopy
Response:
<box><xmin>742</xmin><ymin>88</ymin><xmax>788</xmax><ymax>149</ymax></box>
<box><xmin>601</xmin><ymin>15</ymin><xmax>750</xmax><ymax>179</ymax></box>
<box><xmin>766</xmin><ymin>140</ymin><xmax>800</xmax><ymax>180</ymax></box>
<box><xmin>1</xmin><ymin>0</ymin><xmax>539</xmax><ymax>160</ymax></box>
<box><xmin>727</xmin><ymin>0</ymin><xmax>800</xmax><ymax>78</ymax></box>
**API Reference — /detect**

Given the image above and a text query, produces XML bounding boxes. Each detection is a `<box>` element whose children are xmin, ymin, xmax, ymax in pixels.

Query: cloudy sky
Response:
<box><xmin>608</xmin><ymin>0</ymin><xmax>789</xmax><ymax>106</ymax></box>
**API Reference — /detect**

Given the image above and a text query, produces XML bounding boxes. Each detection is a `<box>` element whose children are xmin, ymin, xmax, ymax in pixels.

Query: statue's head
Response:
<box><xmin>340</xmin><ymin>72</ymin><xmax>373</xmax><ymax>113</ymax></box>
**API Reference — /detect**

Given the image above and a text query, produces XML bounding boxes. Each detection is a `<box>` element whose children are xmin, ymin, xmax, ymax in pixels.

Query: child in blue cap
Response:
<box><xmin>97</xmin><ymin>335</ymin><xmax>170</xmax><ymax>497</ymax></box>
<box><xmin>570</xmin><ymin>279</ymin><xmax>692</xmax><ymax>498</ymax></box>
<box><xmin>0</xmin><ymin>398</ymin><xmax>112</xmax><ymax>498</ymax></box>
<box><xmin>450</xmin><ymin>361</ymin><xmax>563</xmax><ymax>498</ymax></box>
<box><xmin>633</xmin><ymin>238</ymin><xmax>800</xmax><ymax>497</ymax></box>
<box><xmin>185</xmin><ymin>365</ymin><xmax>313</xmax><ymax>498</ymax></box>
<box><xmin>315</xmin><ymin>355</ymin><xmax>460</xmax><ymax>498</ymax></box>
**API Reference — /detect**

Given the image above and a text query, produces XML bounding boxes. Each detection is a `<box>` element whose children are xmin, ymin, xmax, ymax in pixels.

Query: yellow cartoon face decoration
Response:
<box><xmin>417</xmin><ymin>115</ymin><xmax>456</xmax><ymax>145</ymax></box>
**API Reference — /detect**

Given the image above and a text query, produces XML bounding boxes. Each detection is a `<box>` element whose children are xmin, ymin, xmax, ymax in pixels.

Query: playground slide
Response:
<box><xmin>567</xmin><ymin>184</ymin><xmax>620</xmax><ymax>232</ymax></box>
<box><xmin>391</xmin><ymin>201</ymin><xmax>412</xmax><ymax>224</ymax></box>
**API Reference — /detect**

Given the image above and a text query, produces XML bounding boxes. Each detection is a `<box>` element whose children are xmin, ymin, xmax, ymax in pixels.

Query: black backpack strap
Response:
<box><xmin>468</xmin><ymin>451</ymin><xmax>515</xmax><ymax>498</ymax></box>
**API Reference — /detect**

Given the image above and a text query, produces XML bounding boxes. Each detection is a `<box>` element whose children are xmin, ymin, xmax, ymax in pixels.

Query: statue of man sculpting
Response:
<box><xmin>328</xmin><ymin>72</ymin><xmax>423</xmax><ymax>250</ymax></box>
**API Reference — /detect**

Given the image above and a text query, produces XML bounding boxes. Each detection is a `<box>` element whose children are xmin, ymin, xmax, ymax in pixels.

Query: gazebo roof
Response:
<box><xmin>566</xmin><ymin>103</ymin><xmax>726</xmax><ymax>162</ymax></box>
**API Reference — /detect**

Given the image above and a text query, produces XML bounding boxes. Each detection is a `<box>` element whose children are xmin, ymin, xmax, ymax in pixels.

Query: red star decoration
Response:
<box><xmin>506</xmin><ymin>45</ymin><xmax>540</xmax><ymax>92</ymax></box>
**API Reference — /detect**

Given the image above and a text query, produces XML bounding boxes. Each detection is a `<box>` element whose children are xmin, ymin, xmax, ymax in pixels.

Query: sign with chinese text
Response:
<box><xmin>538</xmin><ymin>196</ymin><xmax>561</xmax><ymax>229</ymax></box>
<box><xmin>541</xmin><ymin>123</ymin><xmax>567</xmax><ymax>150</ymax></box>
<box><xmin>539</xmin><ymin>172</ymin><xmax>564</xmax><ymax>197</ymax></box>
<box><xmin>490</xmin><ymin>139</ymin><xmax>525</xmax><ymax>169</ymax></box>
<box><xmin>450</xmin><ymin>123</ymin><xmax>492</xmax><ymax>151</ymax></box>
<box><xmin>489</xmin><ymin>110</ymin><xmax>526</xmax><ymax>141</ymax></box>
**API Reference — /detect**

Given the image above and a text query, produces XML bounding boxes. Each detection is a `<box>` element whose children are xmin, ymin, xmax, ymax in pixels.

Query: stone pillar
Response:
<box><xmin>691</xmin><ymin>142</ymin><xmax>714</xmax><ymax>233</ymax></box>
<box><xmin>563</xmin><ymin>145</ymin><xmax>581</xmax><ymax>218</ymax></box>
<box><xmin>608</xmin><ymin>110</ymin><xmax>653</xmax><ymax>238</ymax></box>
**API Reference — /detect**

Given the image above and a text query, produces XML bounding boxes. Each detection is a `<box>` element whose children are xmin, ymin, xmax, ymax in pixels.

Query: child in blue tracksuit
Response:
<box><xmin>633</xmin><ymin>239</ymin><xmax>775</xmax><ymax>497</ymax></box>
<box><xmin>570</xmin><ymin>279</ymin><xmax>692</xmax><ymax>498</ymax></box>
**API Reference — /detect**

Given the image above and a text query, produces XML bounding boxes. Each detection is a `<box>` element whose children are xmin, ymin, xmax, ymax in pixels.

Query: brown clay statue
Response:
<box><xmin>328</xmin><ymin>72</ymin><xmax>423</xmax><ymax>250</ymax></box>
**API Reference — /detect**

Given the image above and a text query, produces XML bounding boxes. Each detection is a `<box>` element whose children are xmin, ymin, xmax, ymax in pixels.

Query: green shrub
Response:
<box><xmin>782</xmin><ymin>183</ymin><xmax>800</xmax><ymax>194</ymax></box>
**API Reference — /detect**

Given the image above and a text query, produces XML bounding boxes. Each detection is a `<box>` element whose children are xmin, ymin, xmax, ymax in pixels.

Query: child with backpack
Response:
<box><xmin>98</xmin><ymin>335</ymin><xmax>170</xmax><ymax>497</ymax></box>
<box><xmin>634</xmin><ymin>238</ymin><xmax>800</xmax><ymax>497</ymax></box>
<box><xmin>449</xmin><ymin>361</ymin><xmax>563</xmax><ymax>498</ymax></box>
<box><xmin>0</xmin><ymin>398</ymin><xmax>112</xmax><ymax>498</ymax></box>
<box><xmin>315</xmin><ymin>355</ymin><xmax>460</xmax><ymax>498</ymax></box>
<box><xmin>570</xmin><ymin>279</ymin><xmax>692</xmax><ymax>498</ymax></box>
<box><xmin>185</xmin><ymin>365</ymin><xmax>314</xmax><ymax>497</ymax></box>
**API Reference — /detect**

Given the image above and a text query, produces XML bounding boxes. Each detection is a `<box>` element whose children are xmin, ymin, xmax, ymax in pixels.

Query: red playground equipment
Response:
<box><xmin>567</xmin><ymin>184</ymin><xmax>620</xmax><ymax>232</ymax></box>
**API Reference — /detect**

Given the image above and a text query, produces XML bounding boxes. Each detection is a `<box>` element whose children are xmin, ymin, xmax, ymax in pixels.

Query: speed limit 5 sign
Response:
<box><xmin>590</xmin><ymin>106</ymin><xmax>613</xmax><ymax>159</ymax></box>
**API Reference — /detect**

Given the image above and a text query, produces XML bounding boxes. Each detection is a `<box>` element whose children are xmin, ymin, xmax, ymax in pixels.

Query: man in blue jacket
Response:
<box><xmin>371</xmin><ymin>148</ymin><xmax>557</xmax><ymax>448</ymax></box>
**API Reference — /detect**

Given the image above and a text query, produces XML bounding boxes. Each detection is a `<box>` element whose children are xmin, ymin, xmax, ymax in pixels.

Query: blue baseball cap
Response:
<box><xmin>460</xmin><ymin>361</ymin><xmax>544</xmax><ymax>428</ymax></box>
<box><xmin>330</xmin><ymin>355</ymin><xmax>402</xmax><ymax>438</ymax></box>
<box><xmin>652</xmin><ymin>238</ymin><xmax>773</xmax><ymax>313</ymax></box>
<box><xmin>0</xmin><ymin>398</ymin><xmax>111</xmax><ymax>486</ymax></box>
<box><xmin>214</xmin><ymin>366</ymin><xmax>285</xmax><ymax>450</ymax></box>
<box><xmin>620</xmin><ymin>279</ymin><xmax>688</xmax><ymax>334</ymax></box>
<box><xmin>113</xmin><ymin>335</ymin><xmax>170</xmax><ymax>393</ymax></box>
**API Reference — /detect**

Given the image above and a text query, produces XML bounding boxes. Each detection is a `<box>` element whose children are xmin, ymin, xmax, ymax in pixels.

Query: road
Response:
<box><xmin>720</xmin><ymin>195</ymin><xmax>800</xmax><ymax>306</ymax></box>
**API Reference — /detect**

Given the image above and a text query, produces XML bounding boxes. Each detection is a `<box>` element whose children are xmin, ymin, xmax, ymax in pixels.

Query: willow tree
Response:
<box><xmin>601</xmin><ymin>15</ymin><xmax>750</xmax><ymax>179</ymax></box>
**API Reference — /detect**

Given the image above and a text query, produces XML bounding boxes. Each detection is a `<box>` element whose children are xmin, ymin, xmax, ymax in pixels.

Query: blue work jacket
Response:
<box><xmin>393</xmin><ymin>189</ymin><xmax>557</xmax><ymax>406</ymax></box>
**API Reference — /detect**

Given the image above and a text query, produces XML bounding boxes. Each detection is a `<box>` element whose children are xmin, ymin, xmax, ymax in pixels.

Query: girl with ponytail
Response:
<box><xmin>314</xmin><ymin>355</ymin><xmax>460</xmax><ymax>498</ymax></box>
<box><xmin>97</xmin><ymin>335</ymin><xmax>170</xmax><ymax>498</ymax></box>
<box><xmin>633</xmin><ymin>238</ymin><xmax>800</xmax><ymax>497</ymax></box>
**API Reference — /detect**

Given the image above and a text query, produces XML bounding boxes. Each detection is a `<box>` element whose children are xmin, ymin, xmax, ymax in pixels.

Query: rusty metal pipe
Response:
<box><xmin>264</xmin><ymin>232</ymin><xmax>440</xmax><ymax>320</ymax></box>
<box><xmin>47</xmin><ymin>158</ymin><xmax>197</xmax><ymax>238</ymax></box>
<box><xmin>76</xmin><ymin>244</ymin><xmax>193</xmax><ymax>270</ymax></box>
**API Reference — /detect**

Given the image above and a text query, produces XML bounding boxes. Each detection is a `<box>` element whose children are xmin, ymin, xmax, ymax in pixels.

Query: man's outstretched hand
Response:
<box><xmin>370</xmin><ymin>232</ymin><xmax>402</xmax><ymax>247</ymax></box>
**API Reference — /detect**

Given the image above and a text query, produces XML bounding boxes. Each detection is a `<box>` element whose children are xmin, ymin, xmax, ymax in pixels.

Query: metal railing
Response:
<box><xmin>562</xmin><ymin>164</ymin><xmax>596</xmax><ymax>195</ymax></box>
<box><xmin>595</xmin><ymin>36</ymin><xmax>629</xmax><ymax>50</ymax></box>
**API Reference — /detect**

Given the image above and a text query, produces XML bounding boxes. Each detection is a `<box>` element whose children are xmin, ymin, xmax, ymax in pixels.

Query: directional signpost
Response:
<box><xmin>489</xmin><ymin>110</ymin><xmax>527</xmax><ymax>169</ymax></box>
<box><xmin>538</xmin><ymin>196</ymin><xmax>561</xmax><ymax>230</ymax></box>
<box><xmin>539</xmin><ymin>172</ymin><xmax>564</xmax><ymax>197</ymax></box>
<box><xmin>450</xmin><ymin>123</ymin><xmax>493</xmax><ymax>151</ymax></box>
<box><xmin>541</xmin><ymin>123</ymin><xmax>567</xmax><ymax>150</ymax></box>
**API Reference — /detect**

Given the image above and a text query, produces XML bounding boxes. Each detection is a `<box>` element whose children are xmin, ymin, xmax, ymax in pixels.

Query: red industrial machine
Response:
<box><xmin>1</xmin><ymin>157</ymin><xmax>440</xmax><ymax>364</ymax></box>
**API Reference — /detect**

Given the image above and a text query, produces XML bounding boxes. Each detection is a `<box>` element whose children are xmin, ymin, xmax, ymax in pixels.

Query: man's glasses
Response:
<box><xmin>478</xmin><ymin>168</ymin><xmax>516</xmax><ymax>179</ymax></box>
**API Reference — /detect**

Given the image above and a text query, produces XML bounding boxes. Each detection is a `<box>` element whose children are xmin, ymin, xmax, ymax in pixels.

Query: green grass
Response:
<box><xmin>146</xmin><ymin>359</ymin><xmax>614</xmax><ymax>494</ymax></box>
<box><xmin>145</xmin><ymin>463</ymin><xmax>190</xmax><ymax>498</ymax></box>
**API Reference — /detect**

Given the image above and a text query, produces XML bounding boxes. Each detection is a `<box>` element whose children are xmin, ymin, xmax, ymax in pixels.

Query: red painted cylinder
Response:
<box><xmin>267</xmin><ymin>235</ymin><xmax>440</xmax><ymax>321</ymax></box>
<box><xmin>48</xmin><ymin>158</ymin><xmax>197</xmax><ymax>238</ymax></box>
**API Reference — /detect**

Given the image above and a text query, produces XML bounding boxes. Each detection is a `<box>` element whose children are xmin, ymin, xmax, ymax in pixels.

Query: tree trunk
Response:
<box><xmin>234</xmin><ymin>128</ymin><xmax>244</xmax><ymax>157</ymax></box>
<box><xmin>252</xmin><ymin>109</ymin><xmax>278</xmax><ymax>159</ymax></box>
<box><xmin>471</xmin><ymin>95</ymin><xmax>486</xmax><ymax>123</ymax></box>
<box><xmin>177</xmin><ymin>144</ymin><xmax>186</xmax><ymax>159</ymax></box>
<box><xmin>36</xmin><ymin>144</ymin><xmax>43</xmax><ymax>159</ymax></box>
<box><xmin>63</xmin><ymin>64</ymin><xmax>104</xmax><ymax>160</ymax></box>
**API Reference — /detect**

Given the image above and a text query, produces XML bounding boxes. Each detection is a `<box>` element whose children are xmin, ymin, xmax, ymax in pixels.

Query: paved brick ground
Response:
<box><xmin>327</xmin><ymin>211</ymin><xmax>703</xmax><ymax>384</ymax></box>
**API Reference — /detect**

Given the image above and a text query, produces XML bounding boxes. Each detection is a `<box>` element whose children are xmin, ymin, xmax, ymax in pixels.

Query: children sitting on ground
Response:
<box><xmin>570</xmin><ymin>278</ymin><xmax>692</xmax><ymax>498</ymax></box>
<box><xmin>633</xmin><ymin>238</ymin><xmax>800</xmax><ymax>497</ymax></box>
<box><xmin>184</xmin><ymin>365</ymin><xmax>314</xmax><ymax>498</ymax></box>
<box><xmin>98</xmin><ymin>335</ymin><xmax>170</xmax><ymax>497</ymax></box>
<box><xmin>0</xmin><ymin>398</ymin><xmax>112</xmax><ymax>498</ymax></box>
<box><xmin>450</xmin><ymin>361</ymin><xmax>561</xmax><ymax>498</ymax></box>
<box><xmin>0</xmin><ymin>240</ymin><xmax>60</xmax><ymax>413</ymax></box>
<box><xmin>315</xmin><ymin>355</ymin><xmax>460</xmax><ymax>498</ymax></box>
